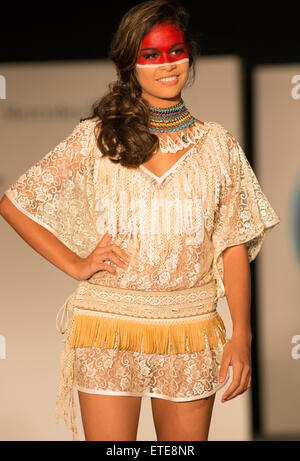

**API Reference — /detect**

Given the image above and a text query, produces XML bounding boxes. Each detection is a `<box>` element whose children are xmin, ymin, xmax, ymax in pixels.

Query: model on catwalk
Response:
<box><xmin>0</xmin><ymin>0</ymin><xmax>280</xmax><ymax>441</ymax></box>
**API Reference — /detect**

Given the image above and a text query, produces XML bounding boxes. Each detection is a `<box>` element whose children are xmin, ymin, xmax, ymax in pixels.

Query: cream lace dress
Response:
<box><xmin>4</xmin><ymin>116</ymin><xmax>280</xmax><ymax>428</ymax></box>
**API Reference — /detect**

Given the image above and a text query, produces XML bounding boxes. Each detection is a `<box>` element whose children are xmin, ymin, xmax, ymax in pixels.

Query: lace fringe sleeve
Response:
<box><xmin>211</xmin><ymin>123</ymin><xmax>281</xmax><ymax>299</ymax></box>
<box><xmin>4</xmin><ymin>119</ymin><xmax>99</xmax><ymax>258</ymax></box>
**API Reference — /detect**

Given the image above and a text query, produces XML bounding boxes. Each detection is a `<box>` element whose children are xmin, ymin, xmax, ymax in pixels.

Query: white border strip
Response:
<box><xmin>136</xmin><ymin>58</ymin><xmax>189</xmax><ymax>68</ymax></box>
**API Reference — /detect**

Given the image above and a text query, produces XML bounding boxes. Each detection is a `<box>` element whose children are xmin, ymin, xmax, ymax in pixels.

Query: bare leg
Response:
<box><xmin>151</xmin><ymin>394</ymin><xmax>216</xmax><ymax>441</ymax></box>
<box><xmin>78</xmin><ymin>391</ymin><xmax>142</xmax><ymax>441</ymax></box>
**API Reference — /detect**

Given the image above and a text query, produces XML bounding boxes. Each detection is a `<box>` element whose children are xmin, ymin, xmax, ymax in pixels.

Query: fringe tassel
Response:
<box><xmin>54</xmin><ymin>293</ymin><xmax>79</xmax><ymax>441</ymax></box>
<box><xmin>158</xmin><ymin>121</ymin><xmax>208</xmax><ymax>154</ymax></box>
<box><xmin>70</xmin><ymin>313</ymin><xmax>226</xmax><ymax>354</ymax></box>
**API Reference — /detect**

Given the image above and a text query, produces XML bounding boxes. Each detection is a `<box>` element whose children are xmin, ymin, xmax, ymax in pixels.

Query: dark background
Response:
<box><xmin>1</xmin><ymin>2</ymin><xmax>299</xmax><ymax>440</ymax></box>
<box><xmin>1</xmin><ymin>3</ymin><xmax>300</xmax><ymax>64</ymax></box>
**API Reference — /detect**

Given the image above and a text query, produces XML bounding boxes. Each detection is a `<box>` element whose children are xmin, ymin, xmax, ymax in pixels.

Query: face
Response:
<box><xmin>134</xmin><ymin>22</ymin><xmax>190</xmax><ymax>107</ymax></box>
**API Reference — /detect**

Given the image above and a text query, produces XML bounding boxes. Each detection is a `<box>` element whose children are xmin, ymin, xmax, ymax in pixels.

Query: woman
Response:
<box><xmin>0</xmin><ymin>0</ymin><xmax>280</xmax><ymax>442</ymax></box>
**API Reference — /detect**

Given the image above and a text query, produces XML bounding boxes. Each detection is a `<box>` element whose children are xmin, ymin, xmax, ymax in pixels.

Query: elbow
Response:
<box><xmin>0</xmin><ymin>196</ymin><xmax>5</xmax><ymax>216</ymax></box>
<box><xmin>0</xmin><ymin>194</ymin><xmax>11</xmax><ymax>217</ymax></box>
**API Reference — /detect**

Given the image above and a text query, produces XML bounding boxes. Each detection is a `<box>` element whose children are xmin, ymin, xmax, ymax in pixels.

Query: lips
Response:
<box><xmin>157</xmin><ymin>74</ymin><xmax>179</xmax><ymax>81</ymax></box>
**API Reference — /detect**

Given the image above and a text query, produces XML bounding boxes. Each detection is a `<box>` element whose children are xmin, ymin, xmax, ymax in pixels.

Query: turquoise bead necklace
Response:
<box><xmin>148</xmin><ymin>98</ymin><xmax>195</xmax><ymax>134</ymax></box>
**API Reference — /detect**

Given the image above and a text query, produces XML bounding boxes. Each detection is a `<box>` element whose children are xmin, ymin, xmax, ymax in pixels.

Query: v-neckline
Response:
<box><xmin>139</xmin><ymin>120</ymin><xmax>209</xmax><ymax>185</ymax></box>
<box><xmin>139</xmin><ymin>145</ymin><xmax>196</xmax><ymax>185</ymax></box>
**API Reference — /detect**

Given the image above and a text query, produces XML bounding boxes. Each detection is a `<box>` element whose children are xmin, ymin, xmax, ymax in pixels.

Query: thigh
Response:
<box><xmin>151</xmin><ymin>394</ymin><xmax>216</xmax><ymax>441</ymax></box>
<box><xmin>78</xmin><ymin>391</ymin><xmax>142</xmax><ymax>441</ymax></box>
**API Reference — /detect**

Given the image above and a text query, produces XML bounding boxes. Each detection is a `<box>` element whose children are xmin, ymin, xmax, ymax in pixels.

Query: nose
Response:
<box><xmin>159</xmin><ymin>62</ymin><xmax>177</xmax><ymax>71</ymax></box>
<box><xmin>158</xmin><ymin>50</ymin><xmax>177</xmax><ymax>70</ymax></box>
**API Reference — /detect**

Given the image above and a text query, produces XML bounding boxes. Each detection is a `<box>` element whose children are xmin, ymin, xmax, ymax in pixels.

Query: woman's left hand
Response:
<box><xmin>218</xmin><ymin>335</ymin><xmax>252</xmax><ymax>403</ymax></box>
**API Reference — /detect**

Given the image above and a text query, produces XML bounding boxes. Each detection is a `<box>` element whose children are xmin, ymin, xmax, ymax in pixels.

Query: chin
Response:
<box><xmin>155</xmin><ymin>84</ymin><xmax>185</xmax><ymax>96</ymax></box>
<box><xmin>154</xmin><ymin>85</ymin><xmax>183</xmax><ymax>95</ymax></box>
<box><xmin>158</xmin><ymin>90</ymin><xmax>182</xmax><ymax>99</ymax></box>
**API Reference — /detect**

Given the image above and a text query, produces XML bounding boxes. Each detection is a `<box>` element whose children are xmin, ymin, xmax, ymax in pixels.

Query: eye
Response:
<box><xmin>171</xmin><ymin>48</ymin><xmax>184</xmax><ymax>56</ymax></box>
<box><xmin>142</xmin><ymin>48</ymin><xmax>185</xmax><ymax>60</ymax></box>
<box><xmin>142</xmin><ymin>52</ymin><xmax>159</xmax><ymax>60</ymax></box>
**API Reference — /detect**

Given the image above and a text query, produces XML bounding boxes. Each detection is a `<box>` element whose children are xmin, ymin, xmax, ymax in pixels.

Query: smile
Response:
<box><xmin>157</xmin><ymin>75</ymin><xmax>179</xmax><ymax>83</ymax></box>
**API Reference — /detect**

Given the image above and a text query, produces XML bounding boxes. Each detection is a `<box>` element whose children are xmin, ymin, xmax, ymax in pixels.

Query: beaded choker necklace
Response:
<box><xmin>148</xmin><ymin>99</ymin><xmax>195</xmax><ymax>134</ymax></box>
<box><xmin>147</xmin><ymin>99</ymin><xmax>204</xmax><ymax>154</ymax></box>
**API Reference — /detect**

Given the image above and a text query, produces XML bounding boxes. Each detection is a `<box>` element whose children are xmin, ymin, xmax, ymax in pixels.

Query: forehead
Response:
<box><xmin>140</xmin><ymin>22</ymin><xmax>185</xmax><ymax>49</ymax></box>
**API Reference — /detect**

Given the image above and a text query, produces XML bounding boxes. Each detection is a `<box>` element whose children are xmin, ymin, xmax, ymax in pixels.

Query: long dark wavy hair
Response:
<box><xmin>80</xmin><ymin>0</ymin><xmax>200</xmax><ymax>169</ymax></box>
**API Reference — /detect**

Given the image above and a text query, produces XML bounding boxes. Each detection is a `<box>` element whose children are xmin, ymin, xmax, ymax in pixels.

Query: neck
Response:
<box><xmin>148</xmin><ymin>98</ymin><xmax>195</xmax><ymax>133</ymax></box>
<box><xmin>142</xmin><ymin>92</ymin><xmax>182</xmax><ymax>109</ymax></box>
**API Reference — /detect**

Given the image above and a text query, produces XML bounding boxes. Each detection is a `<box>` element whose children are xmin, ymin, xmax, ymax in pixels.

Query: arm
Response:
<box><xmin>0</xmin><ymin>195</ymin><xmax>81</xmax><ymax>279</ymax></box>
<box><xmin>218</xmin><ymin>243</ymin><xmax>252</xmax><ymax>402</ymax></box>
<box><xmin>211</xmin><ymin>122</ymin><xmax>279</xmax><ymax>403</ymax></box>
<box><xmin>223</xmin><ymin>243</ymin><xmax>252</xmax><ymax>339</ymax></box>
<box><xmin>2</xmin><ymin>120</ymin><xmax>100</xmax><ymax>260</ymax></box>
<box><xmin>1</xmin><ymin>120</ymin><xmax>130</xmax><ymax>282</ymax></box>
<box><xmin>0</xmin><ymin>195</ymin><xmax>130</xmax><ymax>281</ymax></box>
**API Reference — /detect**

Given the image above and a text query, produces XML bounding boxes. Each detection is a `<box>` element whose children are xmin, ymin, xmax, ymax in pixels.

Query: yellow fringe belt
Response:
<box><xmin>54</xmin><ymin>280</ymin><xmax>226</xmax><ymax>441</ymax></box>
<box><xmin>70</xmin><ymin>309</ymin><xmax>225</xmax><ymax>354</ymax></box>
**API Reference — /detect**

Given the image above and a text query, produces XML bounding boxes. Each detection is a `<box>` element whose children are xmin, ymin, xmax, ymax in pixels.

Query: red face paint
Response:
<box><xmin>136</xmin><ymin>22</ymin><xmax>189</xmax><ymax>68</ymax></box>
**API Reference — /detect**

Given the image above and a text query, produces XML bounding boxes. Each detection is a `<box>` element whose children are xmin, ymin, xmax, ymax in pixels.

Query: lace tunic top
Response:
<box><xmin>4</xmin><ymin>117</ymin><xmax>280</xmax><ymax>440</ymax></box>
<box><xmin>4</xmin><ymin>117</ymin><xmax>280</xmax><ymax>300</ymax></box>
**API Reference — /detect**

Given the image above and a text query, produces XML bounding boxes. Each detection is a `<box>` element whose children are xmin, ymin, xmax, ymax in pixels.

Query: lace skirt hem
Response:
<box><xmin>75</xmin><ymin>376</ymin><xmax>230</xmax><ymax>401</ymax></box>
